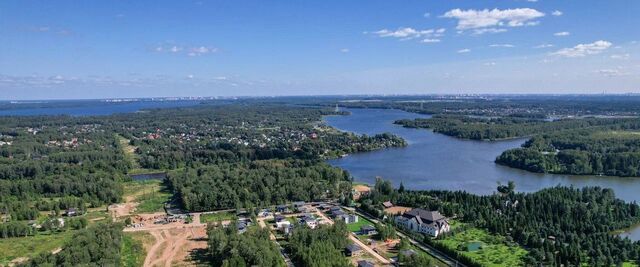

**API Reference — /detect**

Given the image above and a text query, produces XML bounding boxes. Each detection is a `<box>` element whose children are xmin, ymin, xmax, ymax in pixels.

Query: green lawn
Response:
<box><xmin>120</xmin><ymin>232</ymin><xmax>150</xmax><ymax>267</ymax></box>
<box><xmin>623</xmin><ymin>261</ymin><xmax>639</xmax><ymax>267</ymax></box>
<box><xmin>346</xmin><ymin>215</ymin><xmax>375</xmax><ymax>233</ymax></box>
<box><xmin>436</xmin><ymin>228</ymin><xmax>528</xmax><ymax>267</ymax></box>
<box><xmin>0</xmin><ymin>231</ymin><xmax>75</xmax><ymax>265</ymax></box>
<box><xmin>200</xmin><ymin>211</ymin><xmax>237</xmax><ymax>224</ymax></box>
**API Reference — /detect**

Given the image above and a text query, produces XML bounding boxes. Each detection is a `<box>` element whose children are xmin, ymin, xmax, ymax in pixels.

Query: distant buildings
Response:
<box><xmin>394</xmin><ymin>209</ymin><xmax>450</xmax><ymax>237</ymax></box>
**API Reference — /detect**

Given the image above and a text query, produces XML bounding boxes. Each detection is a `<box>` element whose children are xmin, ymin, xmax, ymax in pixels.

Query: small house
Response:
<box><xmin>382</xmin><ymin>201</ymin><xmax>394</xmax><ymax>209</ymax></box>
<box><xmin>331</xmin><ymin>209</ymin><xmax>345</xmax><ymax>218</ymax></box>
<box><xmin>357</xmin><ymin>260</ymin><xmax>375</xmax><ymax>267</ymax></box>
<box><xmin>360</xmin><ymin>225</ymin><xmax>377</xmax><ymax>236</ymax></box>
<box><xmin>293</xmin><ymin>201</ymin><xmax>306</xmax><ymax>212</ymax></box>
<box><xmin>276</xmin><ymin>204</ymin><xmax>290</xmax><ymax>213</ymax></box>
<box><xmin>345</xmin><ymin>243</ymin><xmax>362</xmax><ymax>257</ymax></box>
<box><xmin>337</xmin><ymin>214</ymin><xmax>359</xmax><ymax>224</ymax></box>
<box><xmin>274</xmin><ymin>215</ymin><xmax>286</xmax><ymax>222</ymax></box>
<box><xmin>276</xmin><ymin>220</ymin><xmax>291</xmax><ymax>233</ymax></box>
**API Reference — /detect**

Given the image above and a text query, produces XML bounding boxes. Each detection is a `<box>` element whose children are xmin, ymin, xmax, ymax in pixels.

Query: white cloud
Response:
<box><xmin>472</xmin><ymin>28</ymin><xmax>507</xmax><ymax>35</ymax></box>
<box><xmin>554</xmin><ymin>31</ymin><xmax>570</xmax><ymax>36</ymax></box>
<box><xmin>186</xmin><ymin>74</ymin><xmax>195</xmax><ymax>79</ymax></box>
<box><xmin>421</xmin><ymin>38</ymin><xmax>441</xmax><ymax>43</ymax></box>
<box><xmin>340</xmin><ymin>48</ymin><xmax>350</xmax><ymax>53</ymax></box>
<box><xmin>442</xmin><ymin>8</ymin><xmax>544</xmax><ymax>33</ymax></box>
<box><xmin>534</xmin><ymin>44</ymin><xmax>554</xmax><ymax>48</ymax></box>
<box><xmin>153</xmin><ymin>44</ymin><xmax>217</xmax><ymax>56</ymax></box>
<box><xmin>527</xmin><ymin>0</ymin><xmax>538</xmax><ymax>2</ymax></box>
<box><xmin>552</xmin><ymin>10</ymin><xmax>563</xmax><ymax>16</ymax></box>
<box><xmin>610</xmin><ymin>53</ymin><xmax>630</xmax><ymax>59</ymax></box>
<box><xmin>552</xmin><ymin>40</ymin><xmax>612</xmax><ymax>57</ymax></box>
<box><xmin>372</xmin><ymin>27</ymin><xmax>445</xmax><ymax>40</ymax></box>
<box><xmin>424</xmin><ymin>12</ymin><xmax>431</xmax><ymax>18</ymax></box>
<box><xmin>484</xmin><ymin>62</ymin><xmax>496</xmax><ymax>66</ymax></box>
<box><xmin>489</xmin><ymin>44</ymin><xmax>515</xmax><ymax>48</ymax></box>
<box><xmin>457</xmin><ymin>48</ymin><xmax>471</xmax><ymax>53</ymax></box>
<box><xmin>187</xmin><ymin>46</ymin><xmax>216</xmax><ymax>56</ymax></box>
<box><xmin>214</xmin><ymin>76</ymin><xmax>227</xmax><ymax>80</ymax></box>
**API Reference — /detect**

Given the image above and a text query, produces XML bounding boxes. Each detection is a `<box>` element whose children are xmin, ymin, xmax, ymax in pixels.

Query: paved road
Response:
<box><xmin>352</xmin><ymin>209</ymin><xmax>467</xmax><ymax>267</ymax></box>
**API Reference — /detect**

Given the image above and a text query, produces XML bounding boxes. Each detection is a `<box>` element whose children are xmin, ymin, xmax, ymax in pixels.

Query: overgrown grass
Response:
<box><xmin>200</xmin><ymin>211</ymin><xmax>237</xmax><ymax>224</ymax></box>
<box><xmin>436</xmin><ymin>228</ymin><xmax>527</xmax><ymax>267</ymax></box>
<box><xmin>123</xmin><ymin>180</ymin><xmax>173</xmax><ymax>213</ymax></box>
<box><xmin>0</xmin><ymin>231</ymin><xmax>75</xmax><ymax>265</ymax></box>
<box><xmin>120</xmin><ymin>232</ymin><xmax>150</xmax><ymax>267</ymax></box>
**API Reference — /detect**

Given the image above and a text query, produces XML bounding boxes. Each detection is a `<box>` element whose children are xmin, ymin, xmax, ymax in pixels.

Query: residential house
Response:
<box><xmin>394</xmin><ymin>209</ymin><xmax>450</xmax><ymax>237</ymax></box>
<box><xmin>299</xmin><ymin>214</ymin><xmax>318</xmax><ymax>229</ymax></box>
<box><xmin>276</xmin><ymin>204</ymin><xmax>290</xmax><ymax>213</ymax></box>
<box><xmin>345</xmin><ymin>243</ymin><xmax>362</xmax><ymax>257</ymax></box>
<box><xmin>276</xmin><ymin>220</ymin><xmax>291</xmax><ymax>234</ymax></box>
<box><xmin>274</xmin><ymin>215</ymin><xmax>286</xmax><ymax>223</ymax></box>
<box><xmin>360</xmin><ymin>225</ymin><xmax>377</xmax><ymax>236</ymax></box>
<box><xmin>292</xmin><ymin>201</ymin><xmax>306</xmax><ymax>212</ymax></box>
<box><xmin>357</xmin><ymin>260</ymin><xmax>375</xmax><ymax>267</ymax></box>
<box><xmin>336</xmin><ymin>214</ymin><xmax>358</xmax><ymax>224</ymax></box>
<box><xmin>382</xmin><ymin>201</ymin><xmax>394</xmax><ymax>209</ymax></box>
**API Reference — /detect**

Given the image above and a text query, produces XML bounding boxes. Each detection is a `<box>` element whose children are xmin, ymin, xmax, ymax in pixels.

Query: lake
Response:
<box><xmin>0</xmin><ymin>100</ymin><xmax>200</xmax><ymax>116</ymax></box>
<box><xmin>324</xmin><ymin>108</ymin><xmax>640</xmax><ymax>239</ymax></box>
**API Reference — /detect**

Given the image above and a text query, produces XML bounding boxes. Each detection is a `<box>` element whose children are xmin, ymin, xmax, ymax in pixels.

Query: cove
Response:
<box><xmin>325</xmin><ymin>108</ymin><xmax>640</xmax><ymax>203</ymax></box>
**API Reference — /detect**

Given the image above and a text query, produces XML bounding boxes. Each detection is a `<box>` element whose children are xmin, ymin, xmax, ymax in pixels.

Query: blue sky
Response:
<box><xmin>1</xmin><ymin>0</ymin><xmax>639</xmax><ymax>99</ymax></box>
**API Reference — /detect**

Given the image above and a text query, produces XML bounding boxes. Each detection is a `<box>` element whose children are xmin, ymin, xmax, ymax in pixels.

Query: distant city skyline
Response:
<box><xmin>1</xmin><ymin>0</ymin><xmax>639</xmax><ymax>100</ymax></box>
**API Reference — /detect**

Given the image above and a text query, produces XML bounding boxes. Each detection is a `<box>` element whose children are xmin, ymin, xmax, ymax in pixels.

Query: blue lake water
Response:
<box><xmin>0</xmin><ymin>100</ymin><xmax>199</xmax><ymax>116</ymax></box>
<box><xmin>324</xmin><ymin>108</ymin><xmax>640</xmax><ymax>239</ymax></box>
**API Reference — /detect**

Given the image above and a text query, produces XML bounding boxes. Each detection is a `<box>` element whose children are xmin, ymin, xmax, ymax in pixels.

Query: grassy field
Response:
<box><xmin>346</xmin><ymin>215</ymin><xmax>376</xmax><ymax>233</ymax></box>
<box><xmin>123</xmin><ymin>180</ymin><xmax>173</xmax><ymax>213</ymax></box>
<box><xmin>436</xmin><ymin>228</ymin><xmax>528</xmax><ymax>267</ymax></box>
<box><xmin>0</xmin><ymin>231</ymin><xmax>75</xmax><ymax>265</ymax></box>
<box><xmin>120</xmin><ymin>231</ymin><xmax>151</xmax><ymax>267</ymax></box>
<box><xmin>200</xmin><ymin>211</ymin><xmax>237</xmax><ymax>224</ymax></box>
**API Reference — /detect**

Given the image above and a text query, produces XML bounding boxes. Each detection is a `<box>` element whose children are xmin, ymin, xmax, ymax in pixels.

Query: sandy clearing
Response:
<box><xmin>384</xmin><ymin>206</ymin><xmax>412</xmax><ymax>216</ymax></box>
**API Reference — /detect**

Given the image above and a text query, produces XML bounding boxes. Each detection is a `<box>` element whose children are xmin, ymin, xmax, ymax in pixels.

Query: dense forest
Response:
<box><xmin>395</xmin><ymin>115</ymin><xmax>640</xmax><ymax>140</ymax></box>
<box><xmin>207</xmin><ymin>221</ymin><xmax>284</xmax><ymax>267</ymax></box>
<box><xmin>20</xmin><ymin>223</ymin><xmax>124</xmax><ymax>266</ymax></box>
<box><xmin>287</xmin><ymin>222</ymin><xmax>351</xmax><ymax>267</ymax></box>
<box><xmin>497</xmin><ymin>129</ymin><xmax>640</xmax><ymax>176</ymax></box>
<box><xmin>361</xmin><ymin>178</ymin><xmax>640</xmax><ymax>266</ymax></box>
<box><xmin>317</xmin><ymin>95</ymin><xmax>640</xmax><ymax>118</ymax></box>
<box><xmin>168</xmin><ymin>159</ymin><xmax>350</xmax><ymax>211</ymax></box>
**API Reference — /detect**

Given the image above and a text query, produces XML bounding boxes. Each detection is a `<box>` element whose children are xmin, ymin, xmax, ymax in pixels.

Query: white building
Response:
<box><xmin>276</xmin><ymin>220</ymin><xmax>292</xmax><ymax>234</ymax></box>
<box><xmin>394</xmin><ymin>209</ymin><xmax>450</xmax><ymax>237</ymax></box>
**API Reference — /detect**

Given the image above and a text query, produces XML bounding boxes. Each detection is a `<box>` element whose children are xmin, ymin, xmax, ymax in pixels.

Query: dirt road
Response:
<box><xmin>314</xmin><ymin>211</ymin><xmax>390</xmax><ymax>264</ymax></box>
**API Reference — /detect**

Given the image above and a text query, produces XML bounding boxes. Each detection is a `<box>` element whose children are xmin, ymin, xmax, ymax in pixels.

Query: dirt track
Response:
<box><xmin>142</xmin><ymin>227</ymin><xmax>207</xmax><ymax>267</ymax></box>
<box><xmin>314</xmin><ymin>211</ymin><xmax>390</xmax><ymax>264</ymax></box>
